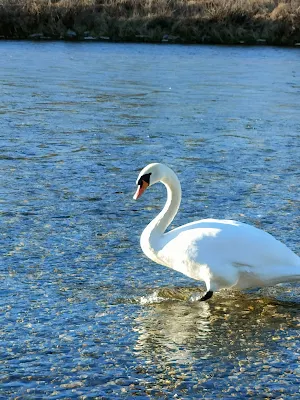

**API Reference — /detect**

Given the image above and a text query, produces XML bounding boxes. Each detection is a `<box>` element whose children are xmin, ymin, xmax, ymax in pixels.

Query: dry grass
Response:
<box><xmin>0</xmin><ymin>0</ymin><xmax>300</xmax><ymax>44</ymax></box>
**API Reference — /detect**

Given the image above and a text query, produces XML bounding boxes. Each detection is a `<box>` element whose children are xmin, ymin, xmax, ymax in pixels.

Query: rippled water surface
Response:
<box><xmin>1</xmin><ymin>42</ymin><xmax>300</xmax><ymax>399</ymax></box>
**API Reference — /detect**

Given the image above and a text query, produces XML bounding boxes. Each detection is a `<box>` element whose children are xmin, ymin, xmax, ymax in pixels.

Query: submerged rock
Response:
<box><xmin>29</xmin><ymin>33</ymin><xmax>44</xmax><ymax>40</ymax></box>
<box><xmin>135</xmin><ymin>34</ymin><xmax>150</xmax><ymax>41</ymax></box>
<box><xmin>161</xmin><ymin>34</ymin><xmax>181</xmax><ymax>43</ymax></box>
<box><xmin>28</xmin><ymin>33</ymin><xmax>52</xmax><ymax>40</ymax></box>
<box><xmin>65</xmin><ymin>29</ymin><xmax>77</xmax><ymax>39</ymax></box>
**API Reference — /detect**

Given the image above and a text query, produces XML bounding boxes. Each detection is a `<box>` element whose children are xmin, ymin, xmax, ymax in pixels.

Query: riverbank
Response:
<box><xmin>1</xmin><ymin>0</ymin><xmax>300</xmax><ymax>46</ymax></box>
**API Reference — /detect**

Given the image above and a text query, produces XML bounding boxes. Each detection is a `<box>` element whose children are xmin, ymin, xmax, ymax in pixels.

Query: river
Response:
<box><xmin>1</xmin><ymin>41</ymin><xmax>300</xmax><ymax>399</ymax></box>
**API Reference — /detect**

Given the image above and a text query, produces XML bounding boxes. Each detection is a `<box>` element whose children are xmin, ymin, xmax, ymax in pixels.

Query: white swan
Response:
<box><xmin>133</xmin><ymin>163</ymin><xmax>300</xmax><ymax>301</ymax></box>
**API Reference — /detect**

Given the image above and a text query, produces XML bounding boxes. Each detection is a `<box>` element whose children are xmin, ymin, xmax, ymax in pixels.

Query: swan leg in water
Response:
<box><xmin>133</xmin><ymin>163</ymin><xmax>300</xmax><ymax>299</ymax></box>
<box><xmin>200</xmin><ymin>290</ymin><xmax>213</xmax><ymax>301</ymax></box>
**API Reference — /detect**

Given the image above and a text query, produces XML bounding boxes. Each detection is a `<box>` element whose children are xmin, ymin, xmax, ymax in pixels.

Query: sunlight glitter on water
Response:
<box><xmin>1</xmin><ymin>41</ymin><xmax>300</xmax><ymax>399</ymax></box>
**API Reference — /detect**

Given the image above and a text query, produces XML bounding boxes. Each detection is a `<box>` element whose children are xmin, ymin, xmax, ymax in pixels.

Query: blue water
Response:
<box><xmin>1</xmin><ymin>42</ymin><xmax>300</xmax><ymax>399</ymax></box>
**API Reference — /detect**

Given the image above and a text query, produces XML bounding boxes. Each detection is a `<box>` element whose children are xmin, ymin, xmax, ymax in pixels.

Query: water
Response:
<box><xmin>0</xmin><ymin>42</ymin><xmax>300</xmax><ymax>399</ymax></box>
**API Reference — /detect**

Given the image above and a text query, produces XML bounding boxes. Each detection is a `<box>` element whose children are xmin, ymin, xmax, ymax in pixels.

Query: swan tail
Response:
<box><xmin>252</xmin><ymin>263</ymin><xmax>300</xmax><ymax>287</ymax></box>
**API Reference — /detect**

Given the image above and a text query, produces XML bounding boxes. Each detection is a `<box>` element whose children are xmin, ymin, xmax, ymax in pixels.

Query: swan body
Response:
<box><xmin>133</xmin><ymin>163</ymin><xmax>300</xmax><ymax>300</ymax></box>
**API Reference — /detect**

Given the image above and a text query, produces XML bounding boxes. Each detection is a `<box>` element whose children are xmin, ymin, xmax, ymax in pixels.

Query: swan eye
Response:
<box><xmin>138</xmin><ymin>173</ymin><xmax>151</xmax><ymax>186</ymax></box>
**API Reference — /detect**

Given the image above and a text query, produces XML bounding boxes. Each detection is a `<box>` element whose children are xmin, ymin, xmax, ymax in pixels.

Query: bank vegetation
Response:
<box><xmin>0</xmin><ymin>0</ymin><xmax>300</xmax><ymax>45</ymax></box>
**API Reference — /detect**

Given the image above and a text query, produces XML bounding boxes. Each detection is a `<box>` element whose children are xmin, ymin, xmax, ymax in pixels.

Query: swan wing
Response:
<box><xmin>158</xmin><ymin>219</ymin><xmax>300</xmax><ymax>289</ymax></box>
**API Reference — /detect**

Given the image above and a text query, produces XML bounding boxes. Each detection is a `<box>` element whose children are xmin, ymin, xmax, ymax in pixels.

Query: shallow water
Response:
<box><xmin>0</xmin><ymin>42</ymin><xmax>300</xmax><ymax>399</ymax></box>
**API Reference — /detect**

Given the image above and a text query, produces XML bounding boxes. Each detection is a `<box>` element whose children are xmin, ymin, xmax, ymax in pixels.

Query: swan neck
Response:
<box><xmin>140</xmin><ymin>168</ymin><xmax>181</xmax><ymax>264</ymax></box>
<box><xmin>151</xmin><ymin>172</ymin><xmax>181</xmax><ymax>236</ymax></box>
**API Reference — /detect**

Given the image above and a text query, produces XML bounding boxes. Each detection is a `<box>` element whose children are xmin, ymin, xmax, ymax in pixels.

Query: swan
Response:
<box><xmin>133</xmin><ymin>163</ymin><xmax>300</xmax><ymax>301</ymax></box>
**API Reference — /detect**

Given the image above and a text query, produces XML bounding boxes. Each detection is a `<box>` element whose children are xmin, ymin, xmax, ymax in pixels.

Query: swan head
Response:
<box><xmin>133</xmin><ymin>163</ymin><xmax>169</xmax><ymax>200</ymax></box>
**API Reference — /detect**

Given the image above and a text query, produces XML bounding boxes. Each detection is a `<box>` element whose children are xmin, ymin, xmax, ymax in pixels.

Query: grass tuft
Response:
<box><xmin>0</xmin><ymin>0</ymin><xmax>299</xmax><ymax>44</ymax></box>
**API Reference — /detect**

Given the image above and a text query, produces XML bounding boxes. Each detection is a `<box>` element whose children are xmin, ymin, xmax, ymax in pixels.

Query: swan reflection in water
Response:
<box><xmin>132</xmin><ymin>287</ymin><xmax>300</xmax><ymax>396</ymax></box>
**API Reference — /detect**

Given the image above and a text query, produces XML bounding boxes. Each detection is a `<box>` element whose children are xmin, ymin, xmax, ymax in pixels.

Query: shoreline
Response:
<box><xmin>1</xmin><ymin>37</ymin><xmax>300</xmax><ymax>48</ymax></box>
<box><xmin>1</xmin><ymin>0</ymin><xmax>300</xmax><ymax>47</ymax></box>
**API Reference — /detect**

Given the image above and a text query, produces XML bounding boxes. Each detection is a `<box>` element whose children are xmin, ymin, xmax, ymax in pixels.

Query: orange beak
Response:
<box><xmin>133</xmin><ymin>180</ymin><xmax>149</xmax><ymax>200</ymax></box>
